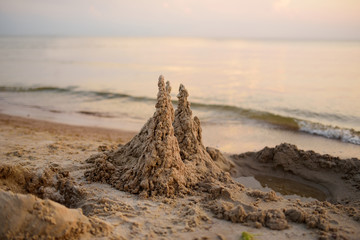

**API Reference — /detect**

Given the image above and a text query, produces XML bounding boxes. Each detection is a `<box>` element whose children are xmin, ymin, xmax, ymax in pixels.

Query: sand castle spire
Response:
<box><xmin>155</xmin><ymin>75</ymin><xmax>166</xmax><ymax>108</ymax></box>
<box><xmin>174</xmin><ymin>84</ymin><xmax>204</xmax><ymax>160</ymax></box>
<box><xmin>173</xmin><ymin>83</ymin><xmax>235</xmax><ymax>176</ymax></box>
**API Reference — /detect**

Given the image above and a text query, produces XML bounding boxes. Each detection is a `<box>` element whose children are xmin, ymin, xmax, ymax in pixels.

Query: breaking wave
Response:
<box><xmin>297</xmin><ymin>121</ymin><xmax>360</xmax><ymax>145</ymax></box>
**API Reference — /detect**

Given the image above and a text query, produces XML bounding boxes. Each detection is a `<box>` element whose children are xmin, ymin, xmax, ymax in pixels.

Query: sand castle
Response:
<box><xmin>85</xmin><ymin>75</ymin><xmax>233</xmax><ymax>198</ymax></box>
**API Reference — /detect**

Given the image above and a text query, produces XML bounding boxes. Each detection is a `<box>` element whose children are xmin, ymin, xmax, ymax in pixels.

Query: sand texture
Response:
<box><xmin>1</xmin><ymin>76</ymin><xmax>360</xmax><ymax>239</ymax></box>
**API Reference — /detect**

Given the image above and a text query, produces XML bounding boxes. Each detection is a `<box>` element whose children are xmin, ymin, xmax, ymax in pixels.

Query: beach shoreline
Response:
<box><xmin>0</xmin><ymin>113</ymin><xmax>136</xmax><ymax>143</ymax></box>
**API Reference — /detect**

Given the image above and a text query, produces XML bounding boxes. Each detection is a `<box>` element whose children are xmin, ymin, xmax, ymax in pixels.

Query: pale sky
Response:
<box><xmin>1</xmin><ymin>0</ymin><xmax>360</xmax><ymax>40</ymax></box>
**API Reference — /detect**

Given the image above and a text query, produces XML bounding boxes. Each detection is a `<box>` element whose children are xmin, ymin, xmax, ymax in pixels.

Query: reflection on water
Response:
<box><xmin>235</xmin><ymin>175</ymin><xmax>328</xmax><ymax>201</ymax></box>
<box><xmin>254</xmin><ymin>175</ymin><xmax>327</xmax><ymax>201</ymax></box>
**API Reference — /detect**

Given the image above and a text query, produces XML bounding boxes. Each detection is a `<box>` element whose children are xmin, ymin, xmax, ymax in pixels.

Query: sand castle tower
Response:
<box><xmin>86</xmin><ymin>76</ymin><xmax>187</xmax><ymax>197</ymax></box>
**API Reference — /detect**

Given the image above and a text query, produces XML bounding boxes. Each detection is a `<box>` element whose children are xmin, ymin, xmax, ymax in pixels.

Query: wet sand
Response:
<box><xmin>1</xmin><ymin>109</ymin><xmax>360</xmax><ymax>239</ymax></box>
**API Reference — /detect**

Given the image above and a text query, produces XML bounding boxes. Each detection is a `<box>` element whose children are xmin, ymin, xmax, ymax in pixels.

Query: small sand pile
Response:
<box><xmin>0</xmin><ymin>164</ymin><xmax>84</xmax><ymax>208</ymax></box>
<box><xmin>0</xmin><ymin>190</ymin><xmax>111</xmax><ymax>240</ymax></box>
<box><xmin>85</xmin><ymin>76</ymin><xmax>235</xmax><ymax>197</ymax></box>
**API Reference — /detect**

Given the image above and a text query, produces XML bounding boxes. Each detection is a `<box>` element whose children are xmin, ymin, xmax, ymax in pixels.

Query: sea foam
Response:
<box><xmin>297</xmin><ymin>120</ymin><xmax>360</xmax><ymax>145</ymax></box>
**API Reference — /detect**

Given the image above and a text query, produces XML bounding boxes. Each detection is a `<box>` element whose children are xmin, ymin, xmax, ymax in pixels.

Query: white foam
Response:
<box><xmin>297</xmin><ymin>121</ymin><xmax>360</xmax><ymax>145</ymax></box>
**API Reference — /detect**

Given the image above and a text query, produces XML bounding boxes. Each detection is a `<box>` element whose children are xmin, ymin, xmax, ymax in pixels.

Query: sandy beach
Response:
<box><xmin>1</xmin><ymin>78</ymin><xmax>360</xmax><ymax>240</ymax></box>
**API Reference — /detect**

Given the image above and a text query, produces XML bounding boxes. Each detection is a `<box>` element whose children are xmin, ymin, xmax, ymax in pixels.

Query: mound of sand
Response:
<box><xmin>0</xmin><ymin>164</ymin><xmax>84</xmax><ymax>208</ymax></box>
<box><xmin>0</xmin><ymin>190</ymin><xmax>111</xmax><ymax>240</ymax></box>
<box><xmin>85</xmin><ymin>76</ymin><xmax>234</xmax><ymax>198</ymax></box>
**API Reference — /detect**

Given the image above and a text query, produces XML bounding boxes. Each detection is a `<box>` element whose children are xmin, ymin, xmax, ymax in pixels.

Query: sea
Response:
<box><xmin>0</xmin><ymin>37</ymin><xmax>359</xmax><ymax>158</ymax></box>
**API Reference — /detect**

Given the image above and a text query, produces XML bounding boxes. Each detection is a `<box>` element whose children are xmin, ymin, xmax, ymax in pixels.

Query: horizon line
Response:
<box><xmin>0</xmin><ymin>34</ymin><xmax>360</xmax><ymax>42</ymax></box>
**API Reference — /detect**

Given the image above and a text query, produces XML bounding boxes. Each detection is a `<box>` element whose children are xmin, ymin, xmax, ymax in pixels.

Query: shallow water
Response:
<box><xmin>235</xmin><ymin>176</ymin><xmax>328</xmax><ymax>202</ymax></box>
<box><xmin>0</xmin><ymin>37</ymin><xmax>359</xmax><ymax>157</ymax></box>
<box><xmin>254</xmin><ymin>176</ymin><xmax>328</xmax><ymax>201</ymax></box>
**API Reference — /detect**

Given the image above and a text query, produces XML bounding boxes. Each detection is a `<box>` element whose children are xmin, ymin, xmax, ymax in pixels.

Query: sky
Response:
<box><xmin>0</xmin><ymin>0</ymin><xmax>360</xmax><ymax>40</ymax></box>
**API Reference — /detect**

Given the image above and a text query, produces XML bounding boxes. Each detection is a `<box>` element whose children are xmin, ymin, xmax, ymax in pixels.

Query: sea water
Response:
<box><xmin>0</xmin><ymin>37</ymin><xmax>359</xmax><ymax>157</ymax></box>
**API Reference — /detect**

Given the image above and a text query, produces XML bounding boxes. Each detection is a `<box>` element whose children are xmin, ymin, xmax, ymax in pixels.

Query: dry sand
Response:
<box><xmin>1</xmin><ymin>76</ymin><xmax>360</xmax><ymax>240</ymax></box>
